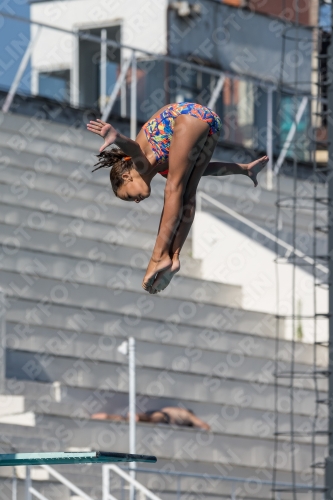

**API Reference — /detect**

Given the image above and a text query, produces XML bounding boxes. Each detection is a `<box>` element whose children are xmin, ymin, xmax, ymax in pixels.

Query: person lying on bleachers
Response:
<box><xmin>91</xmin><ymin>406</ymin><xmax>210</xmax><ymax>430</ymax></box>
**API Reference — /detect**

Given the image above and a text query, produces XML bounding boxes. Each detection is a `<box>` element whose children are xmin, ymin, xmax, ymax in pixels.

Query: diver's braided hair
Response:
<box><xmin>92</xmin><ymin>148</ymin><xmax>133</xmax><ymax>196</ymax></box>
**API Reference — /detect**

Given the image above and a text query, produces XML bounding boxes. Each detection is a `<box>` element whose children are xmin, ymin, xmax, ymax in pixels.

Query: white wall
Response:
<box><xmin>193</xmin><ymin>211</ymin><xmax>328</xmax><ymax>343</ymax></box>
<box><xmin>30</xmin><ymin>0</ymin><xmax>168</xmax><ymax>73</ymax></box>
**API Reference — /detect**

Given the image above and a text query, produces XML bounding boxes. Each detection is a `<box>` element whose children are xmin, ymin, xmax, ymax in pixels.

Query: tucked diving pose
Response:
<box><xmin>87</xmin><ymin>102</ymin><xmax>268</xmax><ymax>294</ymax></box>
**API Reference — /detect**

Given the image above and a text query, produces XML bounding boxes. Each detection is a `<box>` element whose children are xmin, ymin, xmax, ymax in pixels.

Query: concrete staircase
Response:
<box><xmin>0</xmin><ymin>111</ymin><xmax>328</xmax><ymax>500</ymax></box>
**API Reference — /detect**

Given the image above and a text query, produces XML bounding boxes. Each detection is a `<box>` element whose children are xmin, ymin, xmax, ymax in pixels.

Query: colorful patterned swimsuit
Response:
<box><xmin>142</xmin><ymin>102</ymin><xmax>222</xmax><ymax>176</ymax></box>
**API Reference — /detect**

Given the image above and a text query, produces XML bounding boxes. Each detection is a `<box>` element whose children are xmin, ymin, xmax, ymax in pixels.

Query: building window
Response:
<box><xmin>38</xmin><ymin>70</ymin><xmax>70</xmax><ymax>103</ymax></box>
<box><xmin>78</xmin><ymin>25</ymin><xmax>121</xmax><ymax>109</ymax></box>
<box><xmin>279</xmin><ymin>95</ymin><xmax>310</xmax><ymax>162</ymax></box>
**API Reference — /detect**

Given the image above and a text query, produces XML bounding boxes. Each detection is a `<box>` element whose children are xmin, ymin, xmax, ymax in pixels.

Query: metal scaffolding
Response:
<box><xmin>272</xmin><ymin>1</ymin><xmax>332</xmax><ymax>499</ymax></box>
<box><xmin>326</xmin><ymin>0</ymin><xmax>333</xmax><ymax>497</ymax></box>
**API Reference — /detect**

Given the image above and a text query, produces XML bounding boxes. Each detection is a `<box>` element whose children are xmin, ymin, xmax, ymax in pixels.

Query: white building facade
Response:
<box><xmin>30</xmin><ymin>0</ymin><xmax>168</xmax><ymax>108</ymax></box>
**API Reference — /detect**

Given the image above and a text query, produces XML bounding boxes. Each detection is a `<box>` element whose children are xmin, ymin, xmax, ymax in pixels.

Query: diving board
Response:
<box><xmin>0</xmin><ymin>451</ymin><xmax>157</xmax><ymax>466</ymax></box>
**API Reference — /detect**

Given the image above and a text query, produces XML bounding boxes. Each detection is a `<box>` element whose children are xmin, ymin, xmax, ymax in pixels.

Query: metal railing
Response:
<box><xmin>17</xmin><ymin>461</ymin><xmax>326</xmax><ymax>500</ymax></box>
<box><xmin>24</xmin><ymin>464</ymin><xmax>95</xmax><ymax>500</ymax></box>
<box><xmin>5</xmin><ymin>458</ymin><xmax>322</xmax><ymax>500</ymax></box>
<box><xmin>116</xmin><ymin>466</ymin><xmax>326</xmax><ymax>500</ymax></box>
<box><xmin>196</xmin><ymin>190</ymin><xmax>329</xmax><ymax>274</ymax></box>
<box><xmin>103</xmin><ymin>465</ymin><xmax>163</xmax><ymax>500</ymax></box>
<box><xmin>0</xmin><ymin>11</ymin><xmax>315</xmax><ymax>174</ymax></box>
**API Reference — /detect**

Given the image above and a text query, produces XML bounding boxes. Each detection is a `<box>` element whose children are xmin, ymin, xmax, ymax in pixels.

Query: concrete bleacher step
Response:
<box><xmin>0</xmin><ymin>405</ymin><xmax>325</xmax><ymax>500</ymax></box>
<box><xmin>1</xmin><ymin>109</ymin><xmax>327</xmax><ymax>203</ymax></box>
<box><xmin>0</xmin><ymin>130</ymin><xmax>325</xmax><ymax>244</ymax></box>
<box><xmin>0</xmin><ymin>184</ymin><xmax>192</xmax><ymax>259</ymax></box>
<box><xmin>6</xmin><ymin>347</ymin><xmax>327</xmax><ymax>407</ymax></box>
<box><xmin>6</xmin><ymin>318</ymin><xmax>327</xmax><ymax>370</ymax></box>
<box><xmin>1</xmin><ymin>272</ymin><xmax>282</xmax><ymax>336</ymax></box>
<box><xmin>0</xmin><ymin>110</ymin><xmax>101</xmax><ymax>150</ymax></box>
<box><xmin>5</xmin><ymin>315</ymin><xmax>327</xmax><ymax>368</ymax></box>
<box><xmin>0</xmin><ymin>128</ymin><xmax>98</xmax><ymax>165</ymax></box>
<box><xmin>0</xmin><ymin>393</ymin><xmax>327</xmax><ymax>445</ymax></box>
<box><xmin>0</xmin><ymin>161</ymin><xmax>165</xmax><ymax>216</ymax></box>
<box><xmin>0</xmin><ymin>184</ymin><xmax>162</xmax><ymax>237</ymax></box>
<box><xmin>0</xmin><ymin>155</ymin><xmax>321</xmax><ymax>238</ymax></box>
<box><xmin>0</xmin><ymin>110</ymin><xmax>328</xmax><ymax>498</ymax></box>
<box><xmin>0</xmin><ymin>248</ymin><xmax>242</xmax><ymax>308</ymax></box>
<box><xmin>0</xmin><ymin>220</ymin><xmax>203</xmax><ymax>280</ymax></box>
<box><xmin>4</xmin><ymin>371</ymin><xmax>325</xmax><ymax>421</ymax></box>
<box><xmin>0</xmin><ymin>142</ymin><xmax>324</xmax><ymax>251</ymax></box>
<box><xmin>0</xmin><ymin>413</ymin><xmax>325</xmax><ymax>476</ymax></box>
<box><xmin>4</xmin><ymin>317</ymin><xmax>327</xmax><ymax>392</ymax></box>
<box><xmin>0</xmin><ymin>199</ymin><xmax>194</xmax><ymax>260</ymax></box>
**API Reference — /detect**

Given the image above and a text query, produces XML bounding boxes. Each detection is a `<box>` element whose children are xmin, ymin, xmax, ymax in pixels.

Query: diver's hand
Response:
<box><xmin>87</xmin><ymin>119</ymin><xmax>117</xmax><ymax>152</ymax></box>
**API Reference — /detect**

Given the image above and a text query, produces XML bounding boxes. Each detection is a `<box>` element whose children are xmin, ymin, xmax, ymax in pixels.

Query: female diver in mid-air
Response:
<box><xmin>87</xmin><ymin>102</ymin><xmax>268</xmax><ymax>294</ymax></box>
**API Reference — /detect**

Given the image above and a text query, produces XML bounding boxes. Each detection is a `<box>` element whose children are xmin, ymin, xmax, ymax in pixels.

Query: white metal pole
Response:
<box><xmin>12</xmin><ymin>468</ymin><xmax>17</xmax><ymax>500</ymax></box>
<box><xmin>71</xmin><ymin>29</ymin><xmax>80</xmax><ymax>107</ymax></box>
<box><xmin>100</xmin><ymin>28</ymin><xmax>107</xmax><ymax>113</ymax></box>
<box><xmin>129</xmin><ymin>337</ymin><xmax>136</xmax><ymax>500</ymax></box>
<box><xmin>29</xmin><ymin>487</ymin><xmax>49</xmax><ymax>500</ymax></box>
<box><xmin>121</xmin><ymin>49</ymin><xmax>127</xmax><ymax>118</ymax></box>
<box><xmin>101</xmin><ymin>56</ymin><xmax>132</xmax><ymax>122</ymax></box>
<box><xmin>130</xmin><ymin>54</ymin><xmax>137</xmax><ymax>140</ymax></box>
<box><xmin>31</xmin><ymin>68</ymin><xmax>39</xmax><ymax>96</ymax></box>
<box><xmin>108</xmin><ymin>466</ymin><xmax>163</xmax><ymax>500</ymax></box>
<box><xmin>0</xmin><ymin>290</ymin><xmax>6</xmax><ymax>395</ymax></box>
<box><xmin>2</xmin><ymin>26</ymin><xmax>41</xmax><ymax>113</ymax></box>
<box><xmin>266</xmin><ymin>87</ymin><xmax>274</xmax><ymax>190</ymax></box>
<box><xmin>25</xmin><ymin>466</ymin><xmax>32</xmax><ymax>500</ymax></box>
<box><xmin>207</xmin><ymin>74</ymin><xmax>225</xmax><ymax>111</ymax></box>
<box><xmin>102</xmin><ymin>465</ymin><xmax>109</xmax><ymax>500</ymax></box>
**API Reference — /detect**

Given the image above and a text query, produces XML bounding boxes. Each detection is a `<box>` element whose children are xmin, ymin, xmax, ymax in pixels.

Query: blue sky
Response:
<box><xmin>0</xmin><ymin>0</ymin><xmax>30</xmax><ymax>92</ymax></box>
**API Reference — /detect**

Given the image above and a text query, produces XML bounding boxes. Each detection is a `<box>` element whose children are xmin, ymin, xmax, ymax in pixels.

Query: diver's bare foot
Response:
<box><xmin>86</xmin><ymin>119</ymin><xmax>117</xmax><ymax>152</ymax></box>
<box><xmin>152</xmin><ymin>256</ymin><xmax>181</xmax><ymax>293</ymax></box>
<box><xmin>142</xmin><ymin>255</ymin><xmax>172</xmax><ymax>294</ymax></box>
<box><xmin>246</xmin><ymin>155</ymin><xmax>269</xmax><ymax>187</ymax></box>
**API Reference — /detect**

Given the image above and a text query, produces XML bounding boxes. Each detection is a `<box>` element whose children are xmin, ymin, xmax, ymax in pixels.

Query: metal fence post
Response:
<box><xmin>325</xmin><ymin>2</ymin><xmax>333</xmax><ymax>498</ymax></box>
<box><xmin>129</xmin><ymin>337</ymin><xmax>136</xmax><ymax>500</ymax></box>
